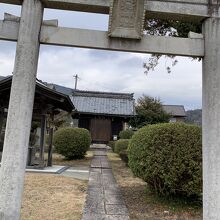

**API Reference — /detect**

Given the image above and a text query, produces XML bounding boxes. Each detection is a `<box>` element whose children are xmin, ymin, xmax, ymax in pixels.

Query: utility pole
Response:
<box><xmin>73</xmin><ymin>74</ymin><xmax>79</xmax><ymax>90</ymax></box>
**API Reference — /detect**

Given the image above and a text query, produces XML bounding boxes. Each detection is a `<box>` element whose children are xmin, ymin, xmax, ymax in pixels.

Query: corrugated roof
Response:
<box><xmin>163</xmin><ymin>105</ymin><xmax>186</xmax><ymax>117</ymax></box>
<box><xmin>71</xmin><ymin>90</ymin><xmax>135</xmax><ymax>116</ymax></box>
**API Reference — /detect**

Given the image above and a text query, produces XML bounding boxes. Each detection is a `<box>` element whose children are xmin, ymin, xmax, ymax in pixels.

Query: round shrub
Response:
<box><xmin>53</xmin><ymin>127</ymin><xmax>91</xmax><ymax>159</ymax></box>
<box><xmin>128</xmin><ymin>123</ymin><xmax>202</xmax><ymax>198</ymax></box>
<box><xmin>115</xmin><ymin>139</ymin><xmax>130</xmax><ymax>154</ymax></box>
<box><xmin>119</xmin><ymin>129</ymin><xmax>134</xmax><ymax>139</ymax></box>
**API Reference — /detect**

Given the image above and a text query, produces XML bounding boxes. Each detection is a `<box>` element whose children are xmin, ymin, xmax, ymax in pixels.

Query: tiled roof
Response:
<box><xmin>0</xmin><ymin>76</ymin><xmax>6</xmax><ymax>81</ymax></box>
<box><xmin>51</xmin><ymin>84</ymin><xmax>74</xmax><ymax>96</ymax></box>
<box><xmin>71</xmin><ymin>90</ymin><xmax>135</xmax><ymax>117</ymax></box>
<box><xmin>50</xmin><ymin>83</ymin><xmax>135</xmax><ymax>117</ymax></box>
<box><xmin>0</xmin><ymin>76</ymin><xmax>74</xmax><ymax>112</ymax></box>
<box><xmin>163</xmin><ymin>105</ymin><xmax>186</xmax><ymax>117</ymax></box>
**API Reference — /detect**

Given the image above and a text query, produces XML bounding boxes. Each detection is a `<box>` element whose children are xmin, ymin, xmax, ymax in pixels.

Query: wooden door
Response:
<box><xmin>90</xmin><ymin>118</ymin><xmax>111</xmax><ymax>143</ymax></box>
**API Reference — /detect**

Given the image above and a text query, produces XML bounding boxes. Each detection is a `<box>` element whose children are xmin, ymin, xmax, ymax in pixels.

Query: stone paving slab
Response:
<box><xmin>61</xmin><ymin>166</ymin><xmax>89</xmax><ymax>180</ymax></box>
<box><xmin>90</xmin><ymin>167</ymin><xmax>102</xmax><ymax>173</ymax></box>
<box><xmin>94</xmin><ymin>151</ymin><xmax>107</xmax><ymax>156</ymax></box>
<box><xmin>91</xmin><ymin>156</ymin><xmax>111</xmax><ymax>169</ymax></box>
<box><xmin>82</xmin><ymin>214</ymin><xmax>130</xmax><ymax>220</ymax></box>
<box><xmin>105</xmin><ymin>194</ymin><xmax>125</xmax><ymax>205</ymax></box>
<box><xmin>90</xmin><ymin>144</ymin><xmax>111</xmax><ymax>150</ymax></box>
<box><xmin>106</xmin><ymin>204</ymin><xmax>129</xmax><ymax>215</ymax></box>
<box><xmin>25</xmin><ymin>165</ymin><xmax>68</xmax><ymax>174</ymax></box>
<box><xmin>82</xmin><ymin>146</ymin><xmax>130</xmax><ymax>220</ymax></box>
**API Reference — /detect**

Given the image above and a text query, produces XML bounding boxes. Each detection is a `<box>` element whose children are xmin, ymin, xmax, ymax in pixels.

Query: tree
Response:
<box><xmin>53</xmin><ymin>112</ymin><xmax>74</xmax><ymax>129</ymax></box>
<box><xmin>130</xmin><ymin>95</ymin><xmax>170</xmax><ymax>128</ymax></box>
<box><xmin>144</xmin><ymin>19</ymin><xmax>202</xmax><ymax>73</ymax></box>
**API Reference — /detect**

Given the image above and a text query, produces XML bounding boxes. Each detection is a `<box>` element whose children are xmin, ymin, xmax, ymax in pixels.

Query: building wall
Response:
<box><xmin>169</xmin><ymin>116</ymin><xmax>185</xmax><ymax>123</ymax></box>
<box><xmin>77</xmin><ymin>115</ymin><xmax>125</xmax><ymax>143</ymax></box>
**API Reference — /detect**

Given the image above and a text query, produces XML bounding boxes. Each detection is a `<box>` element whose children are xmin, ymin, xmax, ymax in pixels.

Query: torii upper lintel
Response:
<box><xmin>0</xmin><ymin>0</ymin><xmax>219</xmax><ymax>21</ymax></box>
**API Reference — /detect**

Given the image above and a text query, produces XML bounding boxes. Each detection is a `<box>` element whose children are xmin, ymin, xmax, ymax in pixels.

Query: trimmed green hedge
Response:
<box><xmin>115</xmin><ymin>139</ymin><xmax>130</xmax><ymax>154</ymax></box>
<box><xmin>119</xmin><ymin>150</ymin><xmax>129</xmax><ymax>165</ymax></box>
<box><xmin>128</xmin><ymin>123</ymin><xmax>202</xmax><ymax>198</ymax></box>
<box><xmin>108</xmin><ymin>141</ymin><xmax>116</xmax><ymax>152</ymax></box>
<box><xmin>53</xmin><ymin>127</ymin><xmax>91</xmax><ymax>159</ymax></box>
<box><xmin>119</xmin><ymin>129</ymin><xmax>134</xmax><ymax>139</ymax></box>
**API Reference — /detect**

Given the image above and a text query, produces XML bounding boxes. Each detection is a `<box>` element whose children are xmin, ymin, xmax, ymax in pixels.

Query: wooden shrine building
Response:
<box><xmin>46</xmin><ymin>83</ymin><xmax>136</xmax><ymax>143</ymax></box>
<box><xmin>0</xmin><ymin>76</ymin><xmax>74</xmax><ymax>167</ymax></box>
<box><xmin>71</xmin><ymin>90</ymin><xmax>135</xmax><ymax>143</ymax></box>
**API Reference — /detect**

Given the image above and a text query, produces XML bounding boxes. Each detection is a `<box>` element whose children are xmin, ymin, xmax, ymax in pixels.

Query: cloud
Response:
<box><xmin>0</xmin><ymin>3</ymin><xmax>202</xmax><ymax>110</ymax></box>
<box><xmin>0</xmin><ymin>42</ymin><xmax>16</xmax><ymax>76</ymax></box>
<box><xmin>44</xmin><ymin>8</ymin><xmax>109</xmax><ymax>31</ymax></box>
<box><xmin>37</xmin><ymin>46</ymin><xmax>202</xmax><ymax>110</ymax></box>
<box><xmin>0</xmin><ymin>3</ymin><xmax>21</xmax><ymax>19</ymax></box>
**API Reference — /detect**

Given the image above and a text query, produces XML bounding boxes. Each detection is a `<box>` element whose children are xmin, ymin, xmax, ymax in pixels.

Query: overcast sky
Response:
<box><xmin>0</xmin><ymin>3</ymin><xmax>202</xmax><ymax>110</ymax></box>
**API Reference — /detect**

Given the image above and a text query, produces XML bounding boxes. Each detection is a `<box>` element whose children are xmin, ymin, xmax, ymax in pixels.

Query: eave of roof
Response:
<box><xmin>73</xmin><ymin>90</ymin><xmax>134</xmax><ymax>100</ymax></box>
<box><xmin>0</xmin><ymin>76</ymin><xmax>75</xmax><ymax>112</ymax></box>
<box><xmin>74</xmin><ymin>111</ymin><xmax>135</xmax><ymax>118</ymax></box>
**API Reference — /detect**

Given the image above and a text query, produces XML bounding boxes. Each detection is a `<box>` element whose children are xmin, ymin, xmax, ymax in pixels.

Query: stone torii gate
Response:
<box><xmin>0</xmin><ymin>0</ymin><xmax>219</xmax><ymax>219</ymax></box>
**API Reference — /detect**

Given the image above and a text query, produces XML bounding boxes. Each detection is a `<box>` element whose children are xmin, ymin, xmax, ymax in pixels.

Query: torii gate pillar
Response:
<box><xmin>203</xmin><ymin>17</ymin><xmax>220</xmax><ymax>220</ymax></box>
<box><xmin>0</xmin><ymin>0</ymin><xmax>43</xmax><ymax>219</ymax></box>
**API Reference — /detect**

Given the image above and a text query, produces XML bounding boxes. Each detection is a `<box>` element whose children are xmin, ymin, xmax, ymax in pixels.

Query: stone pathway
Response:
<box><xmin>82</xmin><ymin>146</ymin><xmax>130</xmax><ymax>220</ymax></box>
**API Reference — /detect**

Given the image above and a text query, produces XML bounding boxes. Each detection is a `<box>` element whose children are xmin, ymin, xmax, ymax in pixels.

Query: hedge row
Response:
<box><xmin>108</xmin><ymin>139</ymin><xmax>129</xmax><ymax>164</ymax></box>
<box><xmin>114</xmin><ymin>139</ymin><xmax>130</xmax><ymax>154</ymax></box>
<box><xmin>119</xmin><ymin>129</ymin><xmax>134</xmax><ymax>139</ymax></box>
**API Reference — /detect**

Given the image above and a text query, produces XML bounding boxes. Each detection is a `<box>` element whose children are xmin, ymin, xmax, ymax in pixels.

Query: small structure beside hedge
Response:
<box><xmin>128</xmin><ymin>123</ymin><xmax>202</xmax><ymax>199</ymax></box>
<box><xmin>53</xmin><ymin>127</ymin><xmax>91</xmax><ymax>159</ymax></box>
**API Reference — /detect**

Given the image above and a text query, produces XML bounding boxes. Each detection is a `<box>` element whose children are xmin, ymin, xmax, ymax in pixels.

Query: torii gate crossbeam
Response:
<box><xmin>0</xmin><ymin>0</ymin><xmax>216</xmax><ymax>21</ymax></box>
<box><xmin>0</xmin><ymin>0</ymin><xmax>219</xmax><ymax>220</ymax></box>
<box><xmin>0</xmin><ymin>18</ymin><xmax>204</xmax><ymax>57</ymax></box>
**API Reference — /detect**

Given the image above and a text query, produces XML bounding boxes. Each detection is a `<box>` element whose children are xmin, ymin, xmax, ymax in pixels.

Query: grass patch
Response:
<box><xmin>52</xmin><ymin>151</ymin><xmax>93</xmax><ymax>167</ymax></box>
<box><xmin>21</xmin><ymin>151</ymin><xmax>93</xmax><ymax>220</ymax></box>
<box><xmin>144</xmin><ymin>187</ymin><xmax>202</xmax><ymax>213</ymax></box>
<box><xmin>108</xmin><ymin>152</ymin><xmax>202</xmax><ymax>220</ymax></box>
<box><xmin>21</xmin><ymin>174</ymin><xmax>87</xmax><ymax>220</ymax></box>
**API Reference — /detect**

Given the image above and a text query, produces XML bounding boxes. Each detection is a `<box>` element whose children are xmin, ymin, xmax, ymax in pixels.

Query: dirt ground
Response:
<box><xmin>108</xmin><ymin>152</ymin><xmax>202</xmax><ymax>220</ymax></box>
